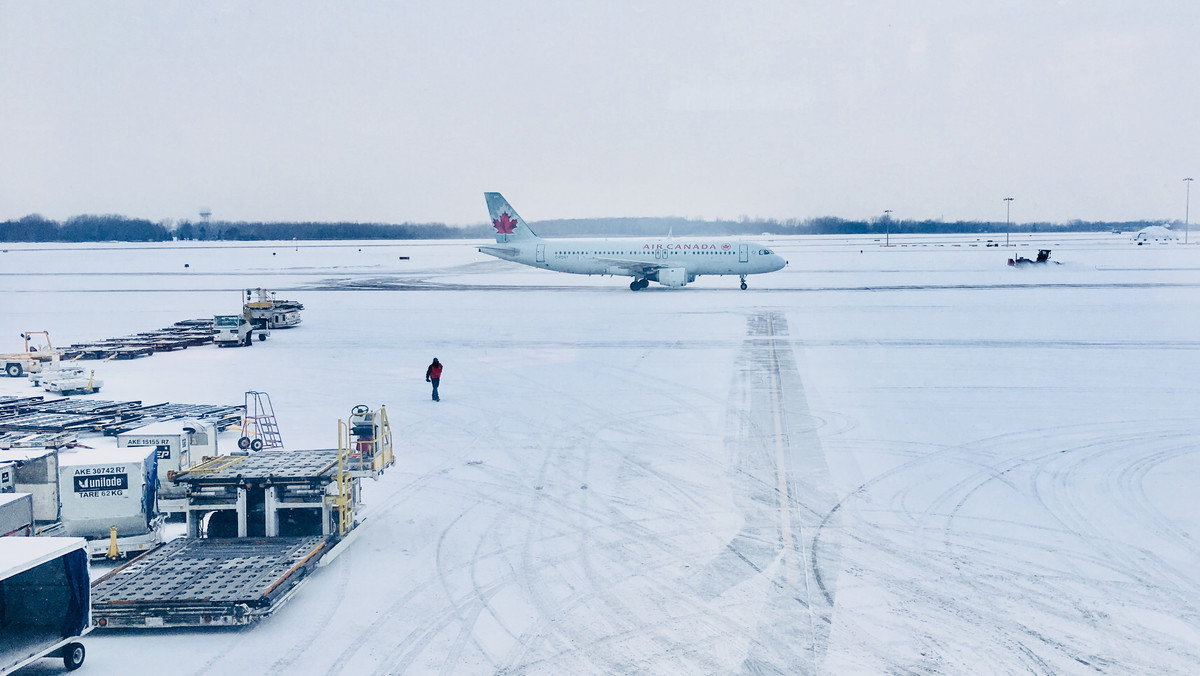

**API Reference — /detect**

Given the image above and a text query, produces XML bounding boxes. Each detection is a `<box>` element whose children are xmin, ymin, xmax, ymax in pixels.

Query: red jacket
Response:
<box><xmin>426</xmin><ymin>363</ymin><xmax>442</xmax><ymax>379</ymax></box>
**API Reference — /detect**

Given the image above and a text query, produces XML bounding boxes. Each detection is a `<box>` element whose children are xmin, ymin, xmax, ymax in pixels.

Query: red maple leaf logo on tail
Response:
<box><xmin>493</xmin><ymin>212</ymin><xmax>518</xmax><ymax>234</ymax></box>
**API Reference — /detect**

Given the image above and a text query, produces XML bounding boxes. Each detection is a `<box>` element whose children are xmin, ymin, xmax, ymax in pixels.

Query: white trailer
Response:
<box><xmin>41</xmin><ymin>370</ymin><xmax>103</xmax><ymax>396</ymax></box>
<box><xmin>0</xmin><ymin>537</ymin><xmax>91</xmax><ymax>673</ymax></box>
<box><xmin>57</xmin><ymin>447</ymin><xmax>163</xmax><ymax>559</ymax></box>
<box><xmin>117</xmin><ymin>419</ymin><xmax>219</xmax><ymax>515</ymax></box>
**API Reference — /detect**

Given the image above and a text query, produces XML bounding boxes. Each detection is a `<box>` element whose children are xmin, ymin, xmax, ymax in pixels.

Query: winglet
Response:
<box><xmin>484</xmin><ymin>192</ymin><xmax>540</xmax><ymax>243</ymax></box>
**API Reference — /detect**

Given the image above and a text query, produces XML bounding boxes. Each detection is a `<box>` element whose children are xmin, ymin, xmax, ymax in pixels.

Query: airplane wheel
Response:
<box><xmin>62</xmin><ymin>642</ymin><xmax>85</xmax><ymax>670</ymax></box>
<box><xmin>740</xmin><ymin>282</ymin><xmax>748</xmax><ymax>290</ymax></box>
<box><xmin>630</xmin><ymin>280</ymin><xmax>641</xmax><ymax>291</ymax></box>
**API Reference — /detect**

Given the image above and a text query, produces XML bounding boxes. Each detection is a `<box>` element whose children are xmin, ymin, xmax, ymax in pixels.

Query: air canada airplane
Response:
<box><xmin>478</xmin><ymin>193</ymin><xmax>787</xmax><ymax>290</ymax></box>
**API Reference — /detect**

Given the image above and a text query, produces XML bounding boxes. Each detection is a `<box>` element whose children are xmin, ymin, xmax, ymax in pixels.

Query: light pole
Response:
<box><xmin>1003</xmin><ymin>197</ymin><xmax>1014</xmax><ymax>246</ymax></box>
<box><xmin>1185</xmin><ymin>178</ymin><xmax>1194</xmax><ymax>244</ymax></box>
<box><xmin>883</xmin><ymin>210</ymin><xmax>893</xmax><ymax>246</ymax></box>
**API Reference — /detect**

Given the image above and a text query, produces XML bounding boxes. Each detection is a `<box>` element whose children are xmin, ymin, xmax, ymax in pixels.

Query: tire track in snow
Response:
<box><xmin>815</xmin><ymin>420</ymin><xmax>1200</xmax><ymax>672</ymax></box>
<box><xmin>689</xmin><ymin>310</ymin><xmax>841</xmax><ymax>674</ymax></box>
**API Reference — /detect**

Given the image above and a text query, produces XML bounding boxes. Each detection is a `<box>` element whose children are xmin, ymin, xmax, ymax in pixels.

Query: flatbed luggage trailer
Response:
<box><xmin>0</xmin><ymin>537</ymin><xmax>91</xmax><ymax>673</ymax></box>
<box><xmin>91</xmin><ymin>448</ymin><xmax>359</xmax><ymax>629</ymax></box>
<box><xmin>88</xmin><ymin>407</ymin><xmax>392</xmax><ymax>630</ymax></box>
<box><xmin>90</xmin><ymin>536</ymin><xmax>328</xmax><ymax>628</ymax></box>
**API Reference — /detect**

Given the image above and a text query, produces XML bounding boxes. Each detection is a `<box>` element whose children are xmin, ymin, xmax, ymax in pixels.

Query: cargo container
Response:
<box><xmin>117</xmin><ymin>419</ymin><xmax>219</xmax><ymax>515</ymax></box>
<box><xmin>0</xmin><ymin>493</ymin><xmax>33</xmax><ymax>537</ymax></box>
<box><xmin>57</xmin><ymin>447</ymin><xmax>162</xmax><ymax>558</ymax></box>
<box><xmin>0</xmin><ymin>448</ymin><xmax>60</xmax><ymax>527</ymax></box>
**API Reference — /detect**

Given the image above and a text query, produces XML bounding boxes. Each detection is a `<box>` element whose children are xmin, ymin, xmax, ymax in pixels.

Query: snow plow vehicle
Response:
<box><xmin>1007</xmin><ymin>249</ymin><xmax>1057</xmax><ymax>266</ymax></box>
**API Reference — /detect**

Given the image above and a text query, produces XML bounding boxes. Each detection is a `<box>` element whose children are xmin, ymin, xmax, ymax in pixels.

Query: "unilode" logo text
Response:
<box><xmin>73</xmin><ymin>473</ymin><xmax>128</xmax><ymax>493</ymax></box>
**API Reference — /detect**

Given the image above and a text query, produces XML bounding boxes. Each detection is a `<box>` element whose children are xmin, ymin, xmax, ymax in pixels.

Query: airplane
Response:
<box><xmin>478</xmin><ymin>193</ymin><xmax>787</xmax><ymax>290</ymax></box>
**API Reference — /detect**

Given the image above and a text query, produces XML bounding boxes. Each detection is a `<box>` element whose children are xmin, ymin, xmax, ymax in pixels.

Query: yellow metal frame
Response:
<box><xmin>345</xmin><ymin>406</ymin><xmax>396</xmax><ymax>475</ymax></box>
<box><xmin>331</xmin><ymin>420</ymin><xmax>354</xmax><ymax>536</ymax></box>
<box><xmin>328</xmin><ymin>405</ymin><xmax>395</xmax><ymax>536</ymax></box>
<box><xmin>185</xmin><ymin>455</ymin><xmax>248</xmax><ymax>474</ymax></box>
<box><xmin>377</xmin><ymin>406</ymin><xmax>395</xmax><ymax>471</ymax></box>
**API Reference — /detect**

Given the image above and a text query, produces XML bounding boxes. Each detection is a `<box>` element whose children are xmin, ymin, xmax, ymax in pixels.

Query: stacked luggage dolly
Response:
<box><xmin>59</xmin><ymin>320</ymin><xmax>214</xmax><ymax>362</ymax></box>
<box><xmin>0</xmin><ymin>397</ymin><xmax>241</xmax><ymax>437</ymax></box>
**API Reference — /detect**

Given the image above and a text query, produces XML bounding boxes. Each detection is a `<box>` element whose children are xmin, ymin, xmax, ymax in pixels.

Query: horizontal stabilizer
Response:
<box><xmin>478</xmin><ymin>245</ymin><xmax>520</xmax><ymax>257</ymax></box>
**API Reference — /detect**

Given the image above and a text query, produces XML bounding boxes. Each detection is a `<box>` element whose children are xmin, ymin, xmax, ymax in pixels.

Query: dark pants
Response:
<box><xmin>430</xmin><ymin>378</ymin><xmax>440</xmax><ymax>401</ymax></box>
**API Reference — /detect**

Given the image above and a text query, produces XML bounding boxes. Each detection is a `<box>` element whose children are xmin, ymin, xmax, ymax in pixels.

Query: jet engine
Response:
<box><xmin>655</xmin><ymin>267</ymin><xmax>689</xmax><ymax>287</ymax></box>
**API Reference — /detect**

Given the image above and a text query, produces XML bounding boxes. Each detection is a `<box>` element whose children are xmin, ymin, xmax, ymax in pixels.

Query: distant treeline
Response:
<box><xmin>0</xmin><ymin>214</ymin><xmax>474</xmax><ymax>243</ymax></box>
<box><xmin>0</xmin><ymin>213</ymin><xmax>1174</xmax><ymax>243</ymax></box>
<box><xmin>533</xmin><ymin>216</ymin><xmax>1167</xmax><ymax>237</ymax></box>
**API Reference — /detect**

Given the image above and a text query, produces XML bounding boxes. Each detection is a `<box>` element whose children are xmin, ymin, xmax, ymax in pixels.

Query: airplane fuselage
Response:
<box><xmin>480</xmin><ymin>238</ymin><xmax>785</xmax><ymax>285</ymax></box>
<box><xmin>479</xmin><ymin>193</ymin><xmax>787</xmax><ymax>289</ymax></box>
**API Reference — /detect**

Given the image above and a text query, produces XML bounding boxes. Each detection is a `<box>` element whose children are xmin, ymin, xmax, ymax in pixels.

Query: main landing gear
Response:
<box><xmin>739</xmin><ymin>275</ymin><xmax>748</xmax><ymax>290</ymax></box>
<box><xmin>629</xmin><ymin>278</ymin><xmax>650</xmax><ymax>291</ymax></box>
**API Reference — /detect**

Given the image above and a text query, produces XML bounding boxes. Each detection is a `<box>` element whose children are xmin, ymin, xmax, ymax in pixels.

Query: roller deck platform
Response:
<box><xmin>91</xmin><ymin>536</ymin><xmax>330</xmax><ymax>628</ymax></box>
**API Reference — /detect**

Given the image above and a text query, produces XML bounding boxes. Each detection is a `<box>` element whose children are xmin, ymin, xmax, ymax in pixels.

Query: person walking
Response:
<box><xmin>425</xmin><ymin>358</ymin><xmax>443</xmax><ymax>401</ymax></box>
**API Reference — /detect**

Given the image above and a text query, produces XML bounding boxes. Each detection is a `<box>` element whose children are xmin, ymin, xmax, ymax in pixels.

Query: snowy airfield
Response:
<box><xmin>2</xmin><ymin>232</ymin><xmax>1199</xmax><ymax>674</ymax></box>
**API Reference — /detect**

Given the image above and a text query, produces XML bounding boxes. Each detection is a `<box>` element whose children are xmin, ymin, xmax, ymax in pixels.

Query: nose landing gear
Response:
<box><xmin>739</xmin><ymin>275</ymin><xmax>747</xmax><ymax>290</ymax></box>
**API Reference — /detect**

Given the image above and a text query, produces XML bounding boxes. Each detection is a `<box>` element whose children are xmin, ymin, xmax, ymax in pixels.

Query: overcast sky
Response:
<box><xmin>2</xmin><ymin>2</ymin><xmax>1198</xmax><ymax>226</ymax></box>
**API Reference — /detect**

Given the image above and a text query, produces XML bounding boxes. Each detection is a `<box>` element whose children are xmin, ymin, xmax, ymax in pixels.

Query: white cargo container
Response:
<box><xmin>117</xmin><ymin>419</ymin><xmax>219</xmax><ymax>515</ymax></box>
<box><xmin>0</xmin><ymin>449</ymin><xmax>59</xmax><ymax>526</ymax></box>
<box><xmin>0</xmin><ymin>493</ymin><xmax>33</xmax><ymax>537</ymax></box>
<box><xmin>57</xmin><ymin>447</ymin><xmax>163</xmax><ymax>558</ymax></box>
<box><xmin>0</xmin><ymin>462</ymin><xmax>14</xmax><ymax>493</ymax></box>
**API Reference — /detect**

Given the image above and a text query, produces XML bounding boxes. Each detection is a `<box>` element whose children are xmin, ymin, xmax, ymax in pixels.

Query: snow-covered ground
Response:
<box><xmin>3</xmin><ymin>232</ymin><xmax>1199</xmax><ymax>674</ymax></box>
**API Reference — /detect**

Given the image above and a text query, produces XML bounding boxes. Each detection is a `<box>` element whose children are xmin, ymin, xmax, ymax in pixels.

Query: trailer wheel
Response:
<box><xmin>238</xmin><ymin>436</ymin><xmax>252</xmax><ymax>450</ymax></box>
<box><xmin>250</xmin><ymin>438</ymin><xmax>264</xmax><ymax>451</ymax></box>
<box><xmin>258</xmin><ymin>332</ymin><xmax>267</xmax><ymax>342</ymax></box>
<box><xmin>5</xmin><ymin>363</ymin><xmax>21</xmax><ymax>377</ymax></box>
<box><xmin>62</xmin><ymin>642</ymin><xmax>85</xmax><ymax>670</ymax></box>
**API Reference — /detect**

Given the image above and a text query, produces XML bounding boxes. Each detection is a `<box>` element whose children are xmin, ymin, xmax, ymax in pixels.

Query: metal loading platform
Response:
<box><xmin>86</xmin><ymin>406</ymin><xmax>393</xmax><ymax>630</ymax></box>
<box><xmin>90</xmin><ymin>536</ymin><xmax>328</xmax><ymax>628</ymax></box>
<box><xmin>176</xmin><ymin>449</ymin><xmax>343</xmax><ymax>539</ymax></box>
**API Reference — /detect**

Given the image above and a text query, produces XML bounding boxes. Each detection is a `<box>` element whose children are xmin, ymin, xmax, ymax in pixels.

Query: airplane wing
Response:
<box><xmin>593</xmin><ymin>257</ymin><xmax>669</xmax><ymax>277</ymax></box>
<box><xmin>478</xmin><ymin>245</ymin><xmax>520</xmax><ymax>257</ymax></box>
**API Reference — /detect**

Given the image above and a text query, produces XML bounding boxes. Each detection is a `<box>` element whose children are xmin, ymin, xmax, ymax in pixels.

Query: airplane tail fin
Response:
<box><xmin>485</xmin><ymin>192</ymin><xmax>540</xmax><ymax>243</ymax></box>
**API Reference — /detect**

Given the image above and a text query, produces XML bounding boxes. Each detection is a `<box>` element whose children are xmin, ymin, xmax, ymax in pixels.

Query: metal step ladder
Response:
<box><xmin>238</xmin><ymin>390</ymin><xmax>283</xmax><ymax>451</ymax></box>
